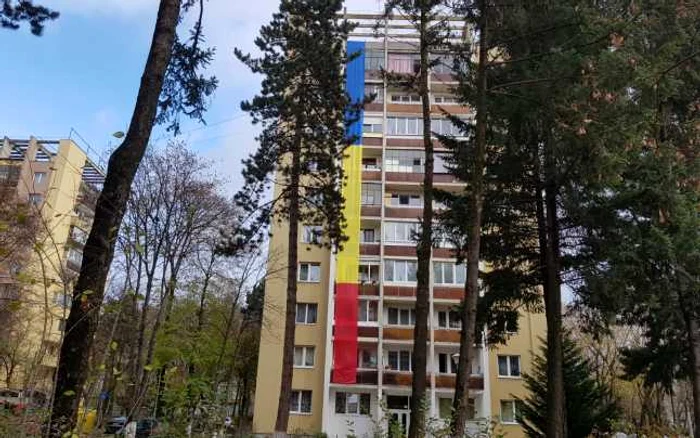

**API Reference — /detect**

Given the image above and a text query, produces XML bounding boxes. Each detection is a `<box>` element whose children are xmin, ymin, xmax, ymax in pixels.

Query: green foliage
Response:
<box><xmin>225</xmin><ymin>0</ymin><xmax>360</xmax><ymax>253</ymax></box>
<box><xmin>518</xmin><ymin>333</ymin><xmax>619</xmax><ymax>437</ymax></box>
<box><xmin>0</xmin><ymin>0</ymin><xmax>58</xmax><ymax>35</ymax></box>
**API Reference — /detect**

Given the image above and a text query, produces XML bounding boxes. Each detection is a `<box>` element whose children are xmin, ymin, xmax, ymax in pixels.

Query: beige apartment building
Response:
<box><xmin>253</xmin><ymin>14</ymin><xmax>545</xmax><ymax>438</ymax></box>
<box><xmin>0</xmin><ymin>136</ymin><xmax>103</xmax><ymax>395</ymax></box>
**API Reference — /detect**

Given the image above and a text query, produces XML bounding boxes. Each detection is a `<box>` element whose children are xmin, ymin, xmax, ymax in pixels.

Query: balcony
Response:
<box><xmin>434</xmin><ymin>287</ymin><xmax>463</xmax><ymax>301</ymax></box>
<box><xmin>435</xmin><ymin>374</ymin><xmax>484</xmax><ymax>390</ymax></box>
<box><xmin>385</xmin><ymin>206</ymin><xmax>422</xmax><ymax>219</ymax></box>
<box><xmin>383</xmin><ymin>327</ymin><xmax>413</xmax><ymax>341</ymax></box>
<box><xmin>331</xmin><ymin>369</ymin><xmax>378</xmax><ymax>385</ymax></box>
<box><xmin>383</xmin><ymin>285</ymin><xmax>416</xmax><ymax>299</ymax></box>
<box><xmin>383</xmin><ymin>371</ymin><xmax>413</xmax><ymax>387</ymax></box>
<box><xmin>360</xmin><ymin>243</ymin><xmax>380</xmax><ymax>256</ymax></box>
<box><xmin>361</xmin><ymin>205</ymin><xmax>381</xmax><ymax>217</ymax></box>
<box><xmin>359</xmin><ymin>283</ymin><xmax>380</xmax><ymax>296</ymax></box>
<box><xmin>362</xmin><ymin>170</ymin><xmax>382</xmax><ymax>181</ymax></box>
<box><xmin>434</xmin><ymin>329</ymin><xmax>460</xmax><ymax>344</ymax></box>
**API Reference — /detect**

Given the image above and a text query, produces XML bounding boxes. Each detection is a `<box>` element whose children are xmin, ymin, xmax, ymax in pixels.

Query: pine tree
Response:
<box><xmin>518</xmin><ymin>333</ymin><xmax>619</xmax><ymax>438</ymax></box>
<box><xmin>573</xmin><ymin>3</ymin><xmax>700</xmax><ymax>434</ymax></box>
<box><xmin>227</xmin><ymin>1</ymin><xmax>357</xmax><ymax>434</ymax></box>
<box><xmin>49</xmin><ymin>1</ymin><xmax>217</xmax><ymax>435</ymax></box>
<box><xmin>378</xmin><ymin>2</ymin><xmax>454</xmax><ymax>435</ymax></box>
<box><xmin>0</xmin><ymin>0</ymin><xmax>58</xmax><ymax>35</ymax></box>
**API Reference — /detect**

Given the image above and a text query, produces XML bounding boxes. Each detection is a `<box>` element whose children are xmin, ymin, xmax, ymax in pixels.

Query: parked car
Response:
<box><xmin>104</xmin><ymin>416</ymin><xmax>127</xmax><ymax>435</ymax></box>
<box><xmin>136</xmin><ymin>418</ymin><xmax>159</xmax><ymax>437</ymax></box>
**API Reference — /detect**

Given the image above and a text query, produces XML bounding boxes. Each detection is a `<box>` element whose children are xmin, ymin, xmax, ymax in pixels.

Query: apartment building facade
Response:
<box><xmin>253</xmin><ymin>14</ymin><xmax>545</xmax><ymax>438</ymax></box>
<box><xmin>0</xmin><ymin>137</ymin><xmax>104</xmax><ymax>393</ymax></box>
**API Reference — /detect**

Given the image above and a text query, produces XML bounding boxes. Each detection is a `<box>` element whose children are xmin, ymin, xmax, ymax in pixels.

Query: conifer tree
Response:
<box><xmin>0</xmin><ymin>0</ymin><xmax>58</xmax><ymax>35</ymax></box>
<box><xmin>518</xmin><ymin>333</ymin><xmax>619</xmax><ymax>438</ymax></box>
<box><xmin>573</xmin><ymin>3</ymin><xmax>700</xmax><ymax>434</ymax></box>
<box><xmin>227</xmin><ymin>1</ymin><xmax>357</xmax><ymax>434</ymax></box>
<box><xmin>378</xmin><ymin>2</ymin><xmax>454</xmax><ymax>435</ymax></box>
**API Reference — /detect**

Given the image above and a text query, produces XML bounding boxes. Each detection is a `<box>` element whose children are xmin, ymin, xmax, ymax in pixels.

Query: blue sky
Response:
<box><xmin>1</xmin><ymin>0</ymin><xmax>379</xmax><ymax>189</ymax></box>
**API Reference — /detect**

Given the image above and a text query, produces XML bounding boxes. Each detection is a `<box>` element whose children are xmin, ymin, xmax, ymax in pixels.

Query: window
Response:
<box><xmin>384</xmin><ymin>259</ymin><xmax>418</xmax><ymax>283</ymax></box>
<box><xmin>29</xmin><ymin>193</ymin><xmax>43</xmax><ymax>206</ymax></box>
<box><xmin>440</xmin><ymin>397</ymin><xmax>474</xmax><ymax>419</ymax></box>
<box><xmin>431</xmin><ymin>54</ymin><xmax>457</xmax><ymax>75</ymax></box>
<box><xmin>384</xmin><ymin>221</ymin><xmax>420</xmax><ymax>244</ymax></box>
<box><xmin>434</xmin><ymin>154</ymin><xmax>449</xmax><ymax>174</ymax></box>
<box><xmin>387</xmin><ymin>350</ymin><xmax>412</xmax><ymax>371</ymax></box>
<box><xmin>438</xmin><ymin>353</ymin><xmax>459</xmax><ymax>374</ymax></box>
<box><xmin>54</xmin><ymin>293</ymin><xmax>71</xmax><ymax>308</ymax></box>
<box><xmin>301</xmin><ymin>226</ymin><xmax>323</xmax><ymax>244</ymax></box>
<box><xmin>500</xmin><ymin>400</ymin><xmax>521</xmax><ymax>424</ymax></box>
<box><xmin>296</xmin><ymin>303</ymin><xmax>318</xmax><ymax>324</ymax></box>
<box><xmin>358</xmin><ymin>300</ymin><xmax>378</xmax><ymax>322</ymax></box>
<box><xmin>497</xmin><ymin>355</ymin><xmax>521</xmax><ymax>377</ymax></box>
<box><xmin>433</xmin><ymin>262</ymin><xmax>466</xmax><ymax>285</ymax></box>
<box><xmin>362</xmin><ymin>157</ymin><xmax>380</xmax><ymax>170</ymax></box>
<box><xmin>365</xmin><ymin>84</ymin><xmax>384</xmax><ymax>103</ymax></box>
<box><xmin>385</xmin><ymin>150</ymin><xmax>424</xmax><ymax>173</ymax></box>
<box><xmin>335</xmin><ymin>392</ymin><xmax>371</xmax><ymax>415</ymax></box>
<box><xmin>362</xmin><ymin>117</ymin><xmax>383</xmax><ymax>134</ymax></box>
<box><xmin>390</xmin><ymin>94</ymin><xmax>421</xmax><ymax>104</ymax></box>
<box><xmin>365</xmin><ymin>50</ymin><xmax>384</xmax><ymax>71</ymax></box>
<box><xmin>389</xmin><ymin>194</ymin><xmax>421</xmax><ymax>207</ymax></box>
<box><xmin>387</xmin><ymin>53</ymin><xmax>420</xmax><ymax>73</ymax></box>
<box><xmin>306</xmin><ymin>161</ymin><xmax>318</xmax><ymax>172</ymax></box>
<box><xmin>387</xmin><ymin>307</ymin><xmax>415</xmax><ymax>326</ymax></box>
<box><xmin>299</xmin><ymin>263</ymin><xmax>321</xmax><ymax>282</ymax></box>
<box><xmin>437</xmin><ymin>311</ymin><xmax>462</xmax><ymax>329</ymax></box>
<box><xmin>70</xmin><ymin>226</ymin><xmax>88</xmax><ymax>245</ymax></box>
<box><xmin>434</xmin><ymin>95</ymin><xmax>459</xmax><ymax>105</ymax></box>
<box><xmin>358</xmin><ymin>264</ymin><xmax>380</xmax><ymax>284</ymax></box>
<box><xmin>294</xmin><ymin>346</ymin><xmax>315</xmax><ymax>368</ymax></box>
<box><xmin>358</xmin><ymin>349</ymin><xmax>378</xmax><ymax>368</ymax></box>
<box><xmin>67</xmin><ymin>248</ymin><xmax>83</xmax><ymax>266</ymax></box>
<box><xmin>387</xmin><ymin>117</ymin><xmax>424</xmax><ymax>136</ymax></box>
<box><xmin>57</xmin><ymin>319</ymin><xmax>66</xmax><ymax>332</ymax></box>
<box><xmin>431</xmin><ymin>118</ymin><xmax>466</xmax><ymax>136</ymax></box>
<box><xmin>290</xmin><ymin>390</ymin><xmax>312</xmax><ymax>414</ymax></box>
<box><xmin>361</xmin><ymin>183</ymin><xmax>382</xmax><ymax>205</ymax></box>
<box><xmin>360</xmin><ymin>228</ymin><xmax>377</xmax><ymax>243</ymax></box>
<box><xmin>33</xmin><ymin>172</ymin><xmax>46</xmax><ymax>185</ymax></box>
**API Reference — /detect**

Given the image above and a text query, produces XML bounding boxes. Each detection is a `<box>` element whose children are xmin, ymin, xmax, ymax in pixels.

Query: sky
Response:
<box><xmin>0</xmin><ymin>0</ymin><xmax>382</xmax><ymax>190</ymax></box>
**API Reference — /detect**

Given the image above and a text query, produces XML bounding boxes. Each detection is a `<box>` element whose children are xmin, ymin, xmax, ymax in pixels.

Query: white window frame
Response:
<box><xmin>290</xmin><ymin>390</ymin><xmax>312</xmax><ymax>414</ymax></box>
<box><xmin>387</xmin><ymin>307</ymin><xmax>415</xmax><ymax>326</ymax></box>
<box><xmin>361</xmin><ymin>183</ymin><xmax>382</xmax><ymax>205</ymax></box>
<box><xmin>390</xmin><ymin>94</ymin><xmax>421</xmax><ymax>104</ymax></box>
<box><xmin>358</xmin><ymin>263</ymin><xmax>380</xmax><ymax>284</ymax></box>
<box><xmin>497</xmin><ymin>355</ymin><xmax>521</xmax><ymax>378</ymax></box>
<box><xmin>500</xmin><ymin>400</ymin><xmax>519</xmax><ymax>424</ymax></box>
<box><xmin>437</xmin><ymin>352</ymin><xmax>459</xmax><ymax>374</ymax></box>
<box><xmin>299</xmin><ymin>263</ymin><xmax>321</xmax><ymax>282</ymax></box>
<box><xmin>362</xmin><ymin>116</ymin><xmax>384</xmax><ymax>134</ymax></box>
<box><xmin>437</xmin><ymin>310</ymin><xmax>462</xmax><ymax>330</ymax></box>
<box><xmin>296</xmin><ymin>303</ymin><xmax>318</xmax><ymax>324</ymax></box>
<box><xmin>389</xmin><ymin>193</ymin><xmax>422</xmax><ymax>207</ymax></box>
<box><xmin>33</xmin><ymin>172</ymin><xmax>46</xmax><ymax>185</ymax></box>
<box><xmin>358</xmin><ymin>349</ymin><xmax>378</xmax><ymax>369</ymax></box>
<box><xmin>384</xmin><ymin>259</ymin><xmax>418</xmax><ymax>283</ymax></box>
<box><xmin>433</xmin><ymin>262</ymin><xmax>466</xmax><ymax>285</ymax></box>
<box><xmin>383</xmin><ymin>221</ymin><xmax>420</xmax><ymax>244</ymax></box>
<box><xmin>385</xmin><ymin>149</ymin><xmax>424</xmax><ymax>173</ymax></box>
<box><xmin>301</xmin><ymin>225</ymin><xmax>323</xmax><ymax>244</ymax></box>
<box><xmin>387</xmin><ymin>350</ymin><xmax>412</xmax><ymax>371</ymax></box>
<box><xmin>358</xmin><ymin>300</ymin><xmax>378</xmax><ymax>323</ymax></box>
<box><xmin>29</xmin><ymin>193</ymin><xmax>43</xmax><ymax>206</ymax></box>
<box><xmin>335</xmin><ymin>392</ymin><xmax>371</xmax><ymax>415</ymax></box>
<box><xmin>67</xmin><ymin>248</ymin><xmax>83</xmax><ymax>265</ymax></box>
<box><xmin>293</xmin><ymin>346</ymin><xmax>315</xmax><ymax>368</ymax></box>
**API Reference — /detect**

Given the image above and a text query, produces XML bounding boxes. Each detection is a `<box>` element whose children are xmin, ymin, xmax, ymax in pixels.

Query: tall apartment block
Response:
<box><xmin>0</xmin><ymin>137</ymin><xmax>104</xmax><ymax>395</ymax></box>
<box><xmin>253</xmin><ymin>14</ymin><xmax>545</xmax><ymax>438</ymax></box>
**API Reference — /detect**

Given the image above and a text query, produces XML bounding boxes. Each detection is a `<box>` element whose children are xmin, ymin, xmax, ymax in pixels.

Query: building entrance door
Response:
<box><xmin>388</xmin><ymin>410</ymin><xmax>409</xmax><ymax>438</ymax></box>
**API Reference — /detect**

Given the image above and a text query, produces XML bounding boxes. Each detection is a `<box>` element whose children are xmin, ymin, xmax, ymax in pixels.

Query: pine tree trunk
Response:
<box><xmin>451</xmin><ymin>2</ymin><xmax>487</xmax><ymax>435</ymax></box>
<box><xmin>47</xmin><ymin>1</ymin><xmax>180</xmax><ymax>435</ymax></box>
<box><xmin>409</xmin><ymin>8</ymin><xmax>433</xmax><ymax>438</ymax></box>
<box><xmin>274</xmin><ymin>134</ymin><xmax>302</xmax><ymax>437</ymax></box>
<box><xmin>536</xmin><ymin>141</ymin><xmax>566</xmax><ymax>438</ymax></box>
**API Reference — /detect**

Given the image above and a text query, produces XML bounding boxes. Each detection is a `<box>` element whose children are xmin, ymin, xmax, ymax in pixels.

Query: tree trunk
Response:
<box><xmin>684</xmin><ymin>311</ymin><xmax>700</xmax><ymax>438</ymax></box>
<box><xmin>274</xmin><ymin>134</ymin><xmax>302</xmax><ymax>436</ymax></box>
<box><xmin>451</xmin><ymin>2</ymin><xmax>487</xmax><ymax>436</ymax></box>
<box><xmin>536</xmin><ymin>141</ymin><xmax>566</xmax><ymax>438</ymax></box>
<box><xmin>47</xmin><ymin>1</ymin><xmax>181</xmax><ymax>435</ymax></box>
<box><xmin>409</xmin><ymin>8</ymin><xmax>433</xmax><ymax>438</ymax></box>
